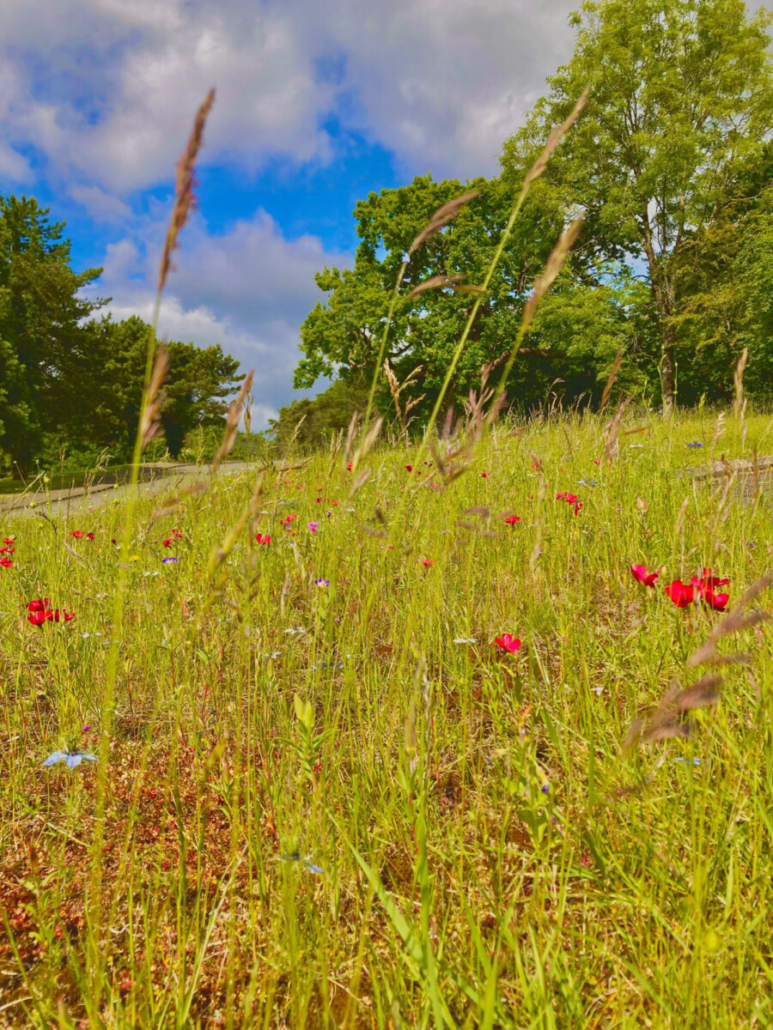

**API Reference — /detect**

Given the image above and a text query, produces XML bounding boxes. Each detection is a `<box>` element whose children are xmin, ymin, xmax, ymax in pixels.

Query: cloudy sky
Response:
<box><xmin>0</xmin><ymin>0</ymin><xmax>579</xmax><ymax>427</ymax></box>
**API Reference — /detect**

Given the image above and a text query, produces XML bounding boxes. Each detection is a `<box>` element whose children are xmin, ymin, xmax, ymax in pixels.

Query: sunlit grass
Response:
<box><xmin>1</xmin><ymin>408</ymin><xmax>773</xmax><ymax>1028</ymax></box>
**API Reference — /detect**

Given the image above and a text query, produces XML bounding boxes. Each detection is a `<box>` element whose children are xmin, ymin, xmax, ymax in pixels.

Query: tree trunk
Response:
<box><xmin>660</xmin><ymin>321</ymin><xmax>676</xmax><ymax>418</ymax></box>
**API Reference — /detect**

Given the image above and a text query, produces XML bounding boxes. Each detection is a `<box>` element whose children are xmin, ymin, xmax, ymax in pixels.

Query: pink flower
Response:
<box><xmin>494</xmin><ymin>634</ymin><xmax>522</xmax><ymax>654</ymax></box>
<box><xmin>631</xmin><ymin>564</ymin><xmax>659</xmax><ymax>588</ymax></box>
<box><xmin>308</xmin><ymin>521</ymin><xmax>319</xmax><ymax>534</ymax></box>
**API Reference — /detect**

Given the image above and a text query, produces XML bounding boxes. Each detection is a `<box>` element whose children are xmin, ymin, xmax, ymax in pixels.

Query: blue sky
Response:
<box><xmin>0</xmin><ymin>0</ymin><xmax>578</xmax><ymax>426</ymax></box>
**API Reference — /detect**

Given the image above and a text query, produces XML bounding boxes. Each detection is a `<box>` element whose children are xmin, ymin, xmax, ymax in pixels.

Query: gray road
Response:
<box><xmin>0</xmin><ymin>462</ymin><xmax>259</xmax><ymax>522</ymax></box>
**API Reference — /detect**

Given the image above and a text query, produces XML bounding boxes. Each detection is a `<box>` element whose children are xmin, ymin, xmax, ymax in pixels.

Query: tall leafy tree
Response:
<box><xmin>296</xmin><ymin>173</ymin><xmax>649</xmax><ymax>416</ymax></box>
<box><xmin>61</xmin><ymin>315</ymin><xmax>242</xmax><ymax>460</ymax></box>
<box><xmin>0</xmin><ymin>196</ymin><xmax>102</xmax><ymax>470</ymax></box>
<box><xmin>502</xmin><ymin>0</ymin><xmax>773</xmax><ymax>412</ymax></box>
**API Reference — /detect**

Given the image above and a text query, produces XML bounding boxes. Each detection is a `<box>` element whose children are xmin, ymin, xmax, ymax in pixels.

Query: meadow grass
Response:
<box><xmin>1</xmin><ymin>407</ymin><xmax>772</xmax><ymax>1028</ymax></box>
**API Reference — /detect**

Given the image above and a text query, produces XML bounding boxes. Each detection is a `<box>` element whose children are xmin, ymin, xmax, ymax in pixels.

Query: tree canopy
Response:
<box><xmin>0</xmin><ymin>196</ymin><xmax>241</xmax><ymax>474</ymax></box>
<box><xmin>296</xmin><ymin>0</ymin><xmax>773</xmax><ymax>420</ymax></box>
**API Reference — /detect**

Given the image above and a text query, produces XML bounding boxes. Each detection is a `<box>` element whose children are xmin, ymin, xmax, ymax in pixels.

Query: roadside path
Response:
<box><xmin>0</xmin><ymin>462</ymin><xmax>258</xmax><ymax>521</ymax></box>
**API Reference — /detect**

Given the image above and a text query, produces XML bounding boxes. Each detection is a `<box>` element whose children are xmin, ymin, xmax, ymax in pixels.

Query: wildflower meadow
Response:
<box><xmin>1</xmin><ymin>406</ymin><xmax>773</xmax><ymax>1028</ymax></box>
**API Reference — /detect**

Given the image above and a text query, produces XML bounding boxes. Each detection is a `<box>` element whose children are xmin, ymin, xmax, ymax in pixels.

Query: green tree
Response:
<box><xmin>502</xmin><ymin>0</ymin><xmax>773</xmax><ymax>412</ymax></box>
<box><xmin>0</xmin><ymin>196</ymin><xmax>102</xmax><ymax>471</ymax></box>
<box><xmin>59</xmin><ymin>315</ymin><xmax>241</xmax><ymax>460</ymax></box>
<box><xmin>295</xmin><ymin>173</ymin><xmax>646</xmax><ymax>416</ymax></box>
<box><xmin>268</xmin><ymin>377</ymin><xmax>374</xmax><ymax>453</ymax></box>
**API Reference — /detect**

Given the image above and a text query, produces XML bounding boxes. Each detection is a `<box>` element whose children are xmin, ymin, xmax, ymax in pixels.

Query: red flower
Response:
<box><xmin>630</xmin><ymin>564</ymin><xmax>659</xmax><ymax>588</ymax></box>
<box><xmin>405</xmin><ymin>465</ymin><xmax>413</xmax><ymax>473</ymax></box>
<box><xmin>71</xmin><ymin>531</ymin><xmax>85</xmax><ymax>539</ymax></box>
<box><xmin>556</xmin><ymin>492</ymin><xmax>567</xmax><ymax>501</ymax></box>
<box><xmin>86</xmin><ymin>532</ymin><xmax>95</xmax><ymax>541</ymax></box>
<box><xmin>504</xmin><ymin>516</ymin><xmax>521</xmax><ymax>525</ymax></box>
<box><xmin>255</xmin><ymin>533</ymin><xmax>271</xmax><ymax>545</ymax></box>
<box><xmin>3</xmin><ymin>537</ymin><xmax>14</xmax><ymax>544</ymax></box>
<box><xmin>703</xmin><ymin>590</ymin><xmax>730</xmax><ymax>611</ymax></box>
<box><xmin>494</xmin><ymin>634</ymin><xmax>522</xmax><ymax>654</ymax></box>
<box><xmin>346</xmin><ymin>462</ymin><xmax>353</xmax><ymax>472</ymax></box>
<box><xmin>421</xmin><ymin>558</ymin><xmax>433</xmax><ymax>567</ymax></box>
<box><xmin>0</xmin><ymin>546</ymin><xmax>14</xmax><ymax>553</ymax></box>
<box><xmin>691</xmin><ymin>568</ymin><xmax>730</xmax><ymax>594</ymax></box>
<box><xmin>688</xmin><ymin>569</ymin><xmax>730</xmax><ymax>610</ymax></box>
<box><xmin>172</xmin><ymin>528</ymin><xmax>183</xmax><ymax>539</ymax></box>
<box><xmin>665</xmin><ymin>580</ymin><xmax>695</xmax><ymax>608</ymax></box>
<box><xmin>163</xmin><ymin>537</ymin><xmax>173</xmax><ymax>548</ymax></box>
<box><xmin>0</xmin><ymin>557</ymin><xmax>12</xmax><ymax>569</ymax></box>
<box><xmin>481</xmin><ymin>472</ymin><xmax>488</xmax><ymax>478</ymax></box>
<box><xmin>573</xmin><ymin>502</ymin><xmax>583</xmax><ymax>516</ymax></box>
<box><xmin>26</xmin><ymin>598</ymin><xmax>74</xmax><ymax>625</ymax></box>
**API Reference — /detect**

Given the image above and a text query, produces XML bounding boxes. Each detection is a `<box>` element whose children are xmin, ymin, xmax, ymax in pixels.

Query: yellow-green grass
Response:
<box><xmin>1</xmin><ymin>409</ymin><xmax>772</xmax><ymax>1029</ymax></box>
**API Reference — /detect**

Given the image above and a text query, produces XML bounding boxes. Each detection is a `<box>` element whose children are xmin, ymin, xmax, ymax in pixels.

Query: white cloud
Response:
<box><xmin>88</xmin><ymin>208</ymin><xmax>349</xmax><ymax>427</ymax></box>
<box><xmin>70</xmin><ymin>184</ymin><xmax>133</xmax><ymax>223</ymax></box>
<box><xmin>0</xmin><ymin>0</ymin><xmax>578</xmax><ymax>192</ymax></box>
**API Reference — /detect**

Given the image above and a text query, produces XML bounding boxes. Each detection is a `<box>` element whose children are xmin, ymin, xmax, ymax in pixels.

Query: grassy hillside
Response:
<box><xmin>1</xmin><ymin>408</ymin><xmax>772</xmax><ymax>1028</ymax></box>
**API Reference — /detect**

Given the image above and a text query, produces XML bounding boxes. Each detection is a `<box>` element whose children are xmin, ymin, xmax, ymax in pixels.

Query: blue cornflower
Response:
<box><xmin>162</xmin><ymin>557</ymin><xmax>179</xmax><ymax>564</ymax></box>
<box><xmin>314</xmin><ymin>578</ymin><xmax>329</xmax><ymax>588</ymax></box>
<box><xmin>43</xmin><ymin>749</ymin><xmax>97</xmax><ymax>769</ymax></box>
<box><xmin>687</xmin><ymin>442</ymin><xmax>704</xmax><ymax>448</ymax></box>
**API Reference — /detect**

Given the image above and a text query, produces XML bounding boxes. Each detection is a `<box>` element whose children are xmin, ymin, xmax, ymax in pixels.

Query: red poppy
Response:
<box><xmin>72</xmin><ymin>531</ymin><xmax>85</xmax><ymax>539</ymax></box>
<box><xmin>573</xmin><ymin>502</ymin><xmax>583</xmax><ymax>516</ymax></box>
<box><xmin>630</xmin><ymin>564</ymin><xmax>659</xmax><ymax>588</ymax></box>
<box><xmin>87</xmin><ymin>532</ymin><xmax>95</xmax><ymax>541</ymax></box>
<box><xmin>3</xmin><ymin>537</ymin><xmax>14</xmax><ymax>544</ymax></box>
<box><xmin>481</xmin><ymin>472</ymin><xmax>488</xmax><ymax>478</ymax></box>
<box><xmin>703</xmin><ymin>590</ymin><xmax>730</xmax><ymax>611</ymax></box>
<box><xmin>405</xmin><ymin>465</ymin><xmax>413</xmax><ymax>472</ymax></box>
<box><xmin>0</xmin><ymin>546</ymin><xmax>14</xmax><ymax>553</ymax></box>
<box><xmin>665</xmin><ymin>580</ymin><xmax>695</xmax><ymax>608</ymax></box>
<box><xmin>494</xmin><ymin>634</ymin><xmax>522</xmax><ymax>654</ymax></box>
<box><xmin>27</xmin><ymin>599</ymin><xmax>51</xmax><ymax>613</ymax></box>
<box><xmin>556</xmin><ymin>492</ymin><xmax>567</xmax><ymax>501</ymax></box>
<box><xmin>255</xmin><ymin>533</ymin><xmax>272</xmax><ymax>545</ymax></box>
<box><xmin>691</xmin><ymin>569</ymin><xmax>730</xmax><ymax>594</ymax></box>
<box><xmin>0</xmin><ymin>557</ymin><xmax>12</xmax><ymax>569</ymax></box>
<box><xmin>504</xmin><ymin>516</ymin><xmax>521</xmax><ymax>525</ymax></box>
<box><xmin>163</xmin><ymin>537</ymin><xmax>173</xmax><ymax>548</ymax></box>
<box><xmin>172</xmin><ymin>529</ymin><xmax>183</xmax><ymax>539</ymax></box>
<box><xmin>421</xmin><ymin>558</ymin><xmax>433</xmax><ymax>567</ymax></box>
<box><xmin>346</xmin><ymin>462</ymin><xmax>353</xmax><ymax>472</ymax></box>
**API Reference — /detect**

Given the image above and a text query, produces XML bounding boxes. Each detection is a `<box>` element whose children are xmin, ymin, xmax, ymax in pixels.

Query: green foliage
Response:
<box><xmin>269</xmin><ymin>376</ymin><xmax>376</xmax><ymax>452</ymax></box>
<box><xmin>502</xmin><ymin>0</ymin><xmax>773</xmax><ymax>408</ymax></box>
<box><xmin>3</xmin><ymin>410</ymin><xmax>773</xmax><ymax>1025</ymax></box>
<box><xmin>0</xmin><ymin>197</ymin><xmax>241</xmax><ymax>472</ymax></box>
<box><xmin>295</xmin><ymin>0</ymin><xmax>773</xmax><ymax>427</ymax></box>
<box><xmin>0</xmin><ymin>196</ymin><xmax>102</xmax><ymax>471</ymax></box>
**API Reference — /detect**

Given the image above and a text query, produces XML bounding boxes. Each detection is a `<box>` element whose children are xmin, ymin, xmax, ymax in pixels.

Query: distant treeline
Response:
<box><xmin>0</xmin><ymin>196</ymin><xmax>241</xmax><ymax>475</ymax></box>
<box><xmin>293</xmin><ymin>0</ymin><xmax>773</xmax><ymax>424</ymax></box>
